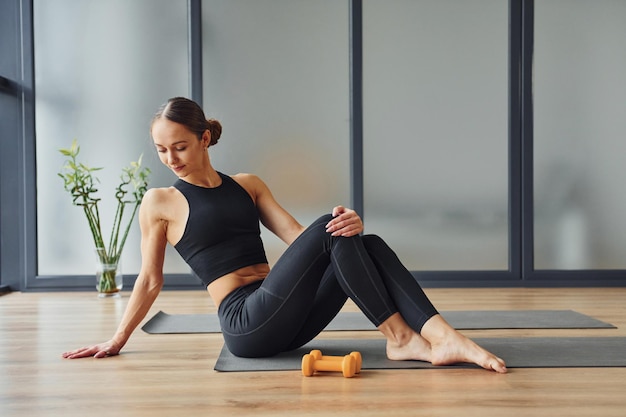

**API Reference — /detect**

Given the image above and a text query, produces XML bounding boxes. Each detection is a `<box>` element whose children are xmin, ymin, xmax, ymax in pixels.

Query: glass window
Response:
<box><xmin>35</xmin><ymin>0</ymin><xmax>190</xmax><ymax>275</ymax></box>
<box><xmin>201</xmin><ymin>0</ymin><xmax>351</xmax><ymax>264</ymax></box>
<box><xmin>362</xmin><ymin>0</ymin><xmax>509</xmax><ymax>270</ymax></box>
<box><xmin>534</xmin><ymin>0</ymin><xmax>626</xmax><ymax>269</ymax></box>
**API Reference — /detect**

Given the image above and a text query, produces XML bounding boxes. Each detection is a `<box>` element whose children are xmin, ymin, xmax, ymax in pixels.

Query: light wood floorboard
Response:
<box><xmin>1</xmin><ymin>287</ymin><xmax>626</xmax><ymax>417</ymax></box>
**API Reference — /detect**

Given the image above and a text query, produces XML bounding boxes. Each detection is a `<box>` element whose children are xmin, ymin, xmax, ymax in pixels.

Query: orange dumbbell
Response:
<box><xmin>301</xmin><ymin>350</ymin><xmax>362</xmax><ymax>378</ymax></box>
<box><xmin>308</xmin><ymin>349</ymin><xmax>362</xmax><ymax>374</ymax></box>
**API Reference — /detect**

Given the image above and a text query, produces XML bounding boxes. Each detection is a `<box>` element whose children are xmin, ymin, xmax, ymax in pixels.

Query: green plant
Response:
<box><xmin>58</xmin><ymin>139</ymin><xmax>151</xmax><ymax>293</ymax></box>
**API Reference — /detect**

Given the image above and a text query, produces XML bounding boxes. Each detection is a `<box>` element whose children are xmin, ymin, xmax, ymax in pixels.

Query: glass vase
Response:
<box><xmin>95</xmin><ymin>248</ymin><xmax>123</xmax><ymax>298</ymax></box>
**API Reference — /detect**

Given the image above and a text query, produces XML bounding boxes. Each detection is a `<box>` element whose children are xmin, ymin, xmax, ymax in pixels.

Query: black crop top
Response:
<box><xmin>173</xmin><ymin>172</ymin><xmax>268</xmax><ymax>286</ymax></box>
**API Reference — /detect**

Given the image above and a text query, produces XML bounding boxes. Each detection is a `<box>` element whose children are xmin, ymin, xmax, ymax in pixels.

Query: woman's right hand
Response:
<box><xmin>62</xmin><ymin>340</ymin><xmax>121</xmax><ymax>359</ymax></box>
<box><xmin>326</xmin><ymin>205</ymin><xmax>364</xmax><ymax>237</ymax></box>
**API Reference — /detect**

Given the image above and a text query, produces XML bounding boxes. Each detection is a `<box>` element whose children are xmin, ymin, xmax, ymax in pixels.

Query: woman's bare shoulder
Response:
<box><xmin>143</xmin><ymin>186</ymin><xmax>181</xmax><ymax>204</ymax></box>
<box><xmin>230</xmin><ymin>173</ymin><xmax>266</xmax><ymax>198</ymax></box>
<box><xmin>139</xmin><ymin>186</ymin><xmax>188</xmax><ymax>244</ymax></box>
<box><xmin>141</xmin><ymin>186</ymin><xmax>186</xmax><ymax>218</ymax></box>
<box><xmin>231</xmin><ymin>173</ymin><xmax>267</xmax><ymax>190</ymax></box>
<box><xmin>231</xmin><ymin>172</ymin><xmax>261</xmax><ymax>182</ymax></box>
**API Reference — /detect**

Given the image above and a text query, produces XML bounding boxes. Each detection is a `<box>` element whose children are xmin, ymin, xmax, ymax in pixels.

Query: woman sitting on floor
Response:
<box><xmin>62</xmin><ymin>96</ymin><xmax>507</xmax><ymax>373</ymax></box>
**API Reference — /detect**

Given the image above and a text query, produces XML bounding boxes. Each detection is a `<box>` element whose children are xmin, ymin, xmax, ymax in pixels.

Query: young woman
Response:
<box><xmin>63</xmin><ymin>97</ymin><xmax>507</xmax><ymax>373</ymax></box>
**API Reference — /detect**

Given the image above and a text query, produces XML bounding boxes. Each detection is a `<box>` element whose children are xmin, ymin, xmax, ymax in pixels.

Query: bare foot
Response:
<box><xmin>378</xmin><ymin>313</ymin><xmax>432</xmax><ymax>362</ymax></box>
<box><xmin>422</xmin><ymin>315</ymin><xmax>507</xmax><ymax>373</ymax></box>
<box><xmin>386</xmin><ymin>332</ymin><xmax>432</xmax><ymax>363</ymax></box>
<box><xmin>429</xmin><ymin>332</ymin><xmax>507</xmax><ymax>373</ymax></box>
<box><xmin>378</xmin><ymin>313</ymin><xmax>507</xmax><ymax>372</ymax></box>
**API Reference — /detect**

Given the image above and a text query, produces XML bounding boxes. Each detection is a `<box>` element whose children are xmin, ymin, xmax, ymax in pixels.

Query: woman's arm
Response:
<box><xmin>234</xmin><ymin>174</ymin><xmax>363</xmax><ymax>243</ymax></box>
<box><xmin>62</xmin><ymin>189</ymin><xmax>168</xmax><ymax>359</ymax></box>
<box><xmin>234</xmin><ymin>173</ymin><xmax>305</xmax><ymax>245</ymax></box>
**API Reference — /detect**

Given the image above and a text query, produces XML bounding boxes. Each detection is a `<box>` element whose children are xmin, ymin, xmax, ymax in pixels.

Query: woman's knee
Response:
<box><xmin>361</xmin><ymin>234</ymin><xmax>401</xmax><ymax>262</ymax></box>
<box><xmin>361</xmin><ymin>234</ymin><xmax>387</xmax><ymax>250</ymax></box>
<box><xmin>303</xmin><ymin>214</ymin><xmax>334</xmax><ymax>237</ymax></box>
<box><xmin>315</xmin><ymin>213</ymin><xmax>334</xmax><ymax>225</ymax></box>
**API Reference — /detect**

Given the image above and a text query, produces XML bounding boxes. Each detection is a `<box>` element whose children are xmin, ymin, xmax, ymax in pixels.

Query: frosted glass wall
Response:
<box><xmin>362</xmin><ymin>0</ymin><xmax>509</xmax><ymax>270</ymax></box>
<box><xmin>35</xmin><ymin>0</ymin><xmax>190</xmax><ymax>275</ymax></box>
<box><xmin>534</xmin><ymin>0</ymin><xmax>626</xmax><ymax>269</ymax></box>
<box><xmin>201</xmin><ymin>0</ymin><xmax>351</xmax><ymax>264</ymax></box>
<box><xmin>30</xmin><ymin>0</ymin><xmax>626</xmax><ymax>284</ymax></box>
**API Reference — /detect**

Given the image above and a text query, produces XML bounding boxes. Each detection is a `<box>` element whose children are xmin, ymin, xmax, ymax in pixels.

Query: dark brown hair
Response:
<box><xmin>152</xmin><ymin>97</ymin><xmax>222</xmax><ymax>146</ymax></box>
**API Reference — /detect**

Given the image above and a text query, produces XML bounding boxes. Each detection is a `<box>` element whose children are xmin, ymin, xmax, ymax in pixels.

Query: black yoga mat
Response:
<box><xmin>141</xmin><ymin>310</ymin><xmax>615</xmax><ymax>334</ymax></box>
<box><xmin>214</xmin><ymin>337</ymin><xmax>626</xmax><ymax>372</ymax></box>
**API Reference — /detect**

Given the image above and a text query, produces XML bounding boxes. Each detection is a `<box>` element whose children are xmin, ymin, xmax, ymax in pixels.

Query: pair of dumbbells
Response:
<box><xmin>301</xmin><ymin>349</ymin><xmax>362</xmax><ymax>378</ymax></box>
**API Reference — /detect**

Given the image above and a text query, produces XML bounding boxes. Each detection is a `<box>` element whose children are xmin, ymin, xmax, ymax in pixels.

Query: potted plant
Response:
<box><xmin>58</xmin><ymin>139</ymin><xmax>151</xmax><ymax>297</ymax></box>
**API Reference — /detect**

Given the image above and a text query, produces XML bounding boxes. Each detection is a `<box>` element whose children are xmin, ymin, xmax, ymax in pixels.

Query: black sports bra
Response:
<box><xmin>173</xmin><ymin>172</ymin><xmax>268</xmax><ymax>286</ymax></box>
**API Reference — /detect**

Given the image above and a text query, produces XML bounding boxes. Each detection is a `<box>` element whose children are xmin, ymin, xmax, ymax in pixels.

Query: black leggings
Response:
<box><xmin>218</xmin><ymin>214</ymin><xmax>438</xmax><ymax>358</ymax></box>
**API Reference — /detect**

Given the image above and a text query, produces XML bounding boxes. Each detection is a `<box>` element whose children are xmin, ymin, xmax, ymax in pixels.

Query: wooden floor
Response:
<box><xmin>2</xmin><ymin>287</ymin><xmax>626</xmax><ymax>417</ymax></box>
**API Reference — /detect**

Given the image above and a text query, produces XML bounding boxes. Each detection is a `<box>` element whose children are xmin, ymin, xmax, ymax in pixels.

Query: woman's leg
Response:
<box><xmin>221</xmin><ymin>214</ymin><xmax>506</xmax><ymax>371</ymax></box>
<box><xmin>219</xmin><ymin>215</ymin><xmax>349</xmax><ymax>357</ymax></box>
<box><xmin>360</xmin><ymin>235</ymin><xmax>438</xmax><ymax>332</ymax></box>
<box><xmin>361</xmin><ymin>234</ymin><xmax>507</xmax><ymax>373</ymax></box>
<box><xmin>284</xmin><ymin>266</ymin><xmax>347</xmax><ymax>351</ymax></box>
<box><xmin>220</xmin><ymin>214</ymin><xmax>400</xmax><ymax>357</ymax></box>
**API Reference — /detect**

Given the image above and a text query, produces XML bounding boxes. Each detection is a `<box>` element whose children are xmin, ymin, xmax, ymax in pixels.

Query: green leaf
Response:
<box><xmin>57</xmin><ymin>140</ymin><xmax>151</xmax><ymax>260</ymax></box>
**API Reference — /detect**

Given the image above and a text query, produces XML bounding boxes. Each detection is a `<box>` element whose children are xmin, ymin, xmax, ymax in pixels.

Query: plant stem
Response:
<box><xmin>58</xmin><ymin>140</ymin><xmax>150</xmax><ymax>291</ymax></box>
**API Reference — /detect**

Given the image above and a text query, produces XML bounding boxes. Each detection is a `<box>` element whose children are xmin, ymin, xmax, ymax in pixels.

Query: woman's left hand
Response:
<box><xmin>326</xmin><ymin>206</ymin><xmax>364</xmax><ymax>237</ymax></box>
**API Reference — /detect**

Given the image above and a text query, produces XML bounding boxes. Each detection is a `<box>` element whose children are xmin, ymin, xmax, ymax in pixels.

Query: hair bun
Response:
<box><xmin>207</xmin><ymin>118</ymin><xmax>222</xmax><ymax>146</ymax></box>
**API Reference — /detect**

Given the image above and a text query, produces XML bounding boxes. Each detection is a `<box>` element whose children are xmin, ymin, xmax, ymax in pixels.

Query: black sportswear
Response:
<box><xmin>173</xmin><ymin>172</ymin><xmax>268</xmax><ymax>286</ymax></box>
